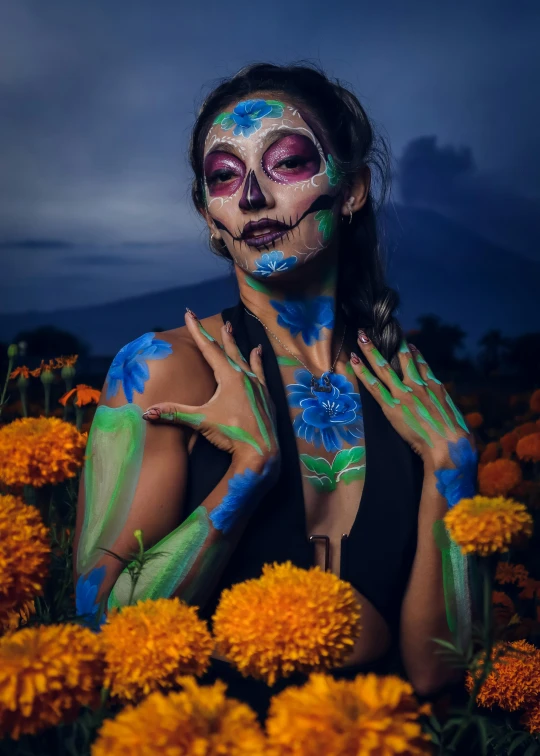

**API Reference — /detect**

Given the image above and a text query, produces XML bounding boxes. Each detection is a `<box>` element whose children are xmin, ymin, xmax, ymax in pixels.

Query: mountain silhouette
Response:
<box><xmin>0</xmin><ymin>205</ymin><xmax>538</xmax><ymax>356</ymax></box>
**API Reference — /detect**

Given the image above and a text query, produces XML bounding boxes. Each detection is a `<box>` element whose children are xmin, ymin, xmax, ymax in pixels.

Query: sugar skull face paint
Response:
<box><xmin>203</xmin><ymin>96</ymin><xmax>344</xmax><ymax>276</ymax></box>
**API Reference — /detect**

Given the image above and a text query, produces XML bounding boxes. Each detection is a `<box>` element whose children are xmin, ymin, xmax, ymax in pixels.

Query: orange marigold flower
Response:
<box><xmin>266</xmin><ymin>673</ymin><xmax>433</xmax><ymax>756</ymax></box>
<box><xmin>0</xmin><ymin>623</ymin><xmax>104</xmax><ymax>739</ymax></box>
<box><xmin>212</xmin><ymin>562</ymin><xmax>362</xmax><ymax>686</ymax></box>
<box><xmin>521</xmin><ymin>704</ymin><xmax>540</xmax><ymax>735</ymax></box>
<box><xmin>59</xmin><ymin>384</ymin><xmax>101</xmax><ymax>407</ymax></box>
<box><xmin>92</xmin><ymin>678</ymin><xmax>266</xmax><ymax>756</ymax></box>
<box><xmin>492</xmin><ymin>591</ymin><xmax>515</xmax><ymax>628</ymax></box>
<box><xmin>516</xmin><ymin>433</ymin><xmax>540</xmax><ymax>463</ymax></box>
<box><xmin>54</xmin><ymin>354</ymin><xmax>78</xmax><ymax>369</ymax></box>
<box><xmin>465</xmin><ymin>411</ymin><xmax>483</xmax><ymax>429</ymax></box>
<box><xmin>519</xmin><ymin>579</ymin><xmax>540</xmax><ymax>601</ymax></box>
<box><xmin>466</xmin><ymin>640</ymin><xmax>540</xmax><ymax>711</ymax></box>
<box><xmin>478</xmin><ymin>458</ymin><xmax>522</xmax><ymax>497</ymax></box>
<box><xmin>495</xmin><ymin>562</ymin><xmax>529</xmax><ymax>587</ymax></box>
<box><xmin>0</xmin><ymin>417</ymin><xmax>87</xmax><ymax>488</ymax></box>
<box><xmin>500</xmin><ymin>431</ymin><xmax>520</xmax><ymax>457</ymax></box>
<box><xmin>0</xmin><ymin>494</ymin><xmax>49</xmax><ymax>618</ymax></box>
<box><xmin>101</xmin><ymin>598</ymin><xmax>213</xmax><ymax>703</ymax></box>
<box><xmin>492</xmin><ymin>591</ymin><xmax>515</xmax><ymax>610</ymax></box>
<box><xmin>530</xmin><ymin>389</ymin><xmax>540</xmax><ymax>414</ymax></box>
<box><xmin>9</xmin><ymin>366</ymin><xmax>30</xmax><ymax>380</ymax></box>
<box><xmin>444</xmin><ymin>495</ymin><xmax>533</xmax><ymax>556</ymax></box>
<box><xmin>480</xmin><ymin>442</ymin><xmax>500</xmax><ymax>464</ymax></box>
<box><xmin>514</xmin><ymin>421</ymin><xmax>540</xmax><ymax>438</ymax></box>
<box><xmin>0</xmin><ymin>600</ymin><xmax>35</xmax><ymax>635</ymax></box>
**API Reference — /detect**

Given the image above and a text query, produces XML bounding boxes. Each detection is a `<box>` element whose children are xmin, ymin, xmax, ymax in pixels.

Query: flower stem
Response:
<box><xmin>0</xmin><ymin>356</ymin><xmax>14</xmax><ymax>418</ymax></box>
<box><xmin>19</xmin><ymin>387</ymin><xmax>28</xmax><ymax>417</ymax></box>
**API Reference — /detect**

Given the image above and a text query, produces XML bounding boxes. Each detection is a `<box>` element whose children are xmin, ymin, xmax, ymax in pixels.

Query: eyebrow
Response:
<box><xmin>205</xmin><ymin>126</ymin><xmax>316</xmax><ymax>158</ymax></box>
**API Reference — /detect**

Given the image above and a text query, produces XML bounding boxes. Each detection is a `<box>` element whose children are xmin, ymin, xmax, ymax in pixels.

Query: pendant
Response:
<box><xmin>310</xmin><ymin>373</ymin><xmax>333</xmax><ymax>393</ymax></box>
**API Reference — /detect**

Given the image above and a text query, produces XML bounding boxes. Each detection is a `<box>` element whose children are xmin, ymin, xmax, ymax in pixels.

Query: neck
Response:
<box><xmin>236</xmin><ymin>252</ymin><xmax>345</xmax><ymax>376</ymax></box>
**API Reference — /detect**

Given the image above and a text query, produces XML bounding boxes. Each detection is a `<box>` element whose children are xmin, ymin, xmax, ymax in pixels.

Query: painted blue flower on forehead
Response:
<box><xmin>213</xmin><ymin>99</ymin><xmax>285</xmax><ymax>138</ymax></box>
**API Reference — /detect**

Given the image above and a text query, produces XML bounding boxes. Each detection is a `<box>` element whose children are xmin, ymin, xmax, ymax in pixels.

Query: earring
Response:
<box><xmin>349</xmin><ymin>206</ymin><xmax>353</xmax><ymax>224</ymax></box>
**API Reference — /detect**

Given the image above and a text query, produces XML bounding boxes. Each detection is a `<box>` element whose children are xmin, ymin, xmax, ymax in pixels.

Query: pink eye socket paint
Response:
<box><xmin>204</xmin><ymin>151</ymin><xmax>246</xmax><ymax>197</ymax></box>
<box><xmin>262</xmin><ymin>134</ymin><xmax>321</xmax><ymax>184</ymax></box>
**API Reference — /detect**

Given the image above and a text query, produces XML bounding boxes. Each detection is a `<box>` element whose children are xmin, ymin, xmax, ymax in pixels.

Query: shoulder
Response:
<box><xmin>100</xmin><ymin>313</ymin><xmax>225</xmax><ymax>410</ymax></box>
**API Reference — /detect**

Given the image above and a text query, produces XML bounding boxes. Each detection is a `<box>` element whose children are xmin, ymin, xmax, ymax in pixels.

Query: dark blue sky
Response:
<box><xmin>1</xmin><ymin>0</ymin><xmax>539</xmax><ymax>312</ymax></box>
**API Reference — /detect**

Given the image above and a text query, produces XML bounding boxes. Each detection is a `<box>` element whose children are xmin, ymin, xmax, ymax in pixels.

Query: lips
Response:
<box><xmin>241</xmin><ymin>218</ymin><xmax>290</xmax><ymax>248</ymax></box>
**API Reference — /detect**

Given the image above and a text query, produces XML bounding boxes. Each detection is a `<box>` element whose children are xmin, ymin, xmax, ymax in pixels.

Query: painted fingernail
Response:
<box><xmin>142</xmin><ymin>408</ymin><xmax>161</xmax><ymax>420</ymax></box>
<box><xmin>357</xmin><ymin>329</ymin><xmax>371</xmax><ymax>344</ymax></box>
<box><xmin>185</xmin><ymin>307</ymin><xmax>198</xmax><ymax>320</ymax></box>
<box><xmin>408</xmin><ymin>343</ymin><xmax>418</xmax><ymax>352</ymax></box>
<box><xmin>350</xmin><ymin>351</ymin><xmax>360</xmax><ymax>364</ymax></box>
<box><xmin>256</xmin><ymin>344</ymin><xmax>263</xmax><ymax>357</ymax></box>
<box><xmin>225</xmin><ymin>320</ymin><xmax>233</xmax><ymax>335</ymax></box>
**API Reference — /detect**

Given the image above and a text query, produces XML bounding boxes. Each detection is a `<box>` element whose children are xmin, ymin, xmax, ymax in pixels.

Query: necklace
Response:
<box><xmin>244</xmin><ymin>306</ymin><xmax>347</xmax><ymax>392</ymax></box>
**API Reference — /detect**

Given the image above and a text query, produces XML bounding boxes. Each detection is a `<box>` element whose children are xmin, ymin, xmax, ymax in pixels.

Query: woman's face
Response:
<box><xmin>202</xmin><ymin>94</ymin><xmax>344</xmax><ymax>279</ymax></box>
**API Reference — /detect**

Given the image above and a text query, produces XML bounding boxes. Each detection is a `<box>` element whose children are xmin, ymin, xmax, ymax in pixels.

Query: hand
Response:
<box><xmin>143</xmin><ymin>311</ymin><xmax>279</xmax><ymax>471</ymax></box>
<box><xmin>350</xmin><ymin>331</ymin><xmax>474</xmax><ymax>468</ymax></box>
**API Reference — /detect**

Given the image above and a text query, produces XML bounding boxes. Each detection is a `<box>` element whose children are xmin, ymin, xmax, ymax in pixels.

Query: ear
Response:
<box><xmin>340</xmin><ymin>165</ymin><xmax>371</xmax><ymax>218</ymax></box>
<box><xmin>200</xmin><ymin>207</ymin><xmax>223</xmax><ymax>241</ymax></box>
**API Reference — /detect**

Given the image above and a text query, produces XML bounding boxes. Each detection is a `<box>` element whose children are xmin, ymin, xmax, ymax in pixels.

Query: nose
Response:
<box><xmin>239</xmin><ymin>170</ymin><xmax>270</xmax><ymax>212</ymax></box>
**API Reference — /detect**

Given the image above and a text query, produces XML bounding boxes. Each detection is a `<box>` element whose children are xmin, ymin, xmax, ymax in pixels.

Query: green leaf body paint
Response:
<box><xmin>406</xmin><ymin>359</ymin><xmax>427</xmax><ymax>386</ymax></box>
<box><xmin>412</xmin><ymin>396</ymin><xmax>446</xmax><ymax>438</ymax></box>
<box><xmin>426</xmin><ymin>388</ymin><xmax>456</xmax><ymax>432</ymax></box>
<box><xmin>371</xmin><ymin>348</ymin><xmax>387</xmax><ymax>368</ymax></box>
<box><xmin>325</xmin><ymin>154</ymin><xmax>345</xmax><ymax>187</ymax></box>
<box><xmin>161</xmin><ymin>411</ymin><xmax>205</xmax><ymax>426</ymax></box>
<box><xmin>78</xmin><ymin>404</ymin><xmax>146</xmax><ymax>575</ymax></box>
<box><xmin>277</xmin><ymin>355</ymin><xmax>302</xmax><ymax>367</ymax></box>
<box><xmin>108</xmin><ymin>506</ymin><xmax>210</xmax><ymax>609</ymax></box>
<box><xmin>432</xmin><ymin>520</ymin><xmax>457</xmax><ymax>633</ymax></box>
<box><xmin>378</xmin><ymin>382</ymin><xmax>400</xmax><ymax>408</ymax></box>
<box><xmin>255</xmin><ymin>383</ymin><xmax>277</xmax><ymax>445</ymax></box>
<box><xmin>388</xmin><ymin>368</ymin><xmax>413</xmax><ymax>393</ymax></box>
<box><xmin>426</xmin><ymin>366</ymin><xmax>442</xmax><ymax>384</ymax></box>
<box><xmin>246</xmin><ymin>276</ymin><xmax>272</xmax><ymax>295</ymax></box>
<box><xmin>226</xmin><ymin>355</ymin><xmax>242</xmax><ymax>372</ymax></box>
<box><xmin>432</xmin><ymin>520</ymin><xmax>471</xmax><ymax>643</ymax></box>
<box><xmin>399</xmin><ymin>341</ymin><xmax>410</xmax><ymax>355</ymax></box>
<box><xmin>361</xmin><ymin>365</ymin><xmax>378</xmax><ymax>386</ymax></box>
<box><xmin>339</xmin><ymin>467</ymin><xmax>366</xmax><ymax>485</ymax></box>
<box><xmin>314</xmin><ymin>209</ymin><xmax>334</xmax><ymax>242</ymax></box>
<box><xmin>401</xmin><ymin>405</ymin><xmax>434</xmax><ymax>448</ymax></box>
<box><xmin>198</xmin><ymin>323</ymin><xmax>215</xmax><ymax>342</ymax></box>
<box><xmin>180</xmin><ymin>539</ymin><xmax>231</xmax><ymax>605</ymax></box>
<box><xmin>216</xmin><ymin>423</ymin><xmax>263</xmax><ymax>455</ymax></box>
<box><xmin>332</xmin><ymin>446</ymin><xmax>365</xmax><ymax>473</ymax></box>
<box><xmin>445</xmin><ymin>393</ymin><xmax>470</xmax><ymax>433</ymax></box>
<box><xmin>243</xmin><ymin>375</ymin><xmax>271</xmax><ymax>451</ymax></box>
<box><xmin>213</xmin><ymin>112</ymin><xmax>229</xmax><ymax>125</ymax></box>
<box><xmin>300</xmin><ymin>446</ymin><xmax>366</xmax><ymax>491</ymax></box>
<box><xmin>345</xmin><ymin>362</ymin><xmax>355</xmax><ymax>376</ymax></box>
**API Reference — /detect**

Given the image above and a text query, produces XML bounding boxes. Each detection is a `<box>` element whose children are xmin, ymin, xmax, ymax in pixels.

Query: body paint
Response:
<box><xmin>253</xmin><ymin>251</ymin><xmax>297</xmax><ymax>277</ymax></box>
<box><xmin>325</xmin><ymin>154</ymin><xmax>345</xmax><ymax>186</ymax></box>
<box><xmin>75</xmin><ymin>565</ymin><xmax>106</xmax><ymax>627</ymax></box>
<box><xmin>179</xmin><ymin>539</ymin><xmax>232</xmax><ymax>606</ymax></box>
<box><xmin>314</xmin><ymin>209</ymin><xmax>334</xmax><ymax>242</ymax></box>
<box><xmin>434</xmin><ymin>438</ymin><xmax>478</xmax><ymax>508</ymax></box>
<box><xmin>300</xmin><ymin>445</ymin><xmax>365</xmax><ymax>492</ymax></box>
<box><xmin>108</xmin><ymin>506</ymin><xmax>210</xmax><ymax>608</ymax></box>
<box><xmin>77</xmin><ymin>404</ymin><xmax>146</xmax><ymax>575</ymax></box>
<box><xmin>444</xmin><ymin>393</ymin><xmax>470</xmax><ymax>433</ymax></box>
<box><xmin>270</xmin><ymin>296</ymin><xmax>334</xmax><ymax>345</ymax></box>
<box><xmin>106</xmin><ymin>333</ymin><xmax>172</xmax><ymax>403</ymax></box>
<box><xmin>209</xmin><ymin>458</ymin><xmax>276</xmax><ymax>533</ymax></box>
<box><xmin>412</xmin><ymin>396</ymin><xmax>446</xmax><ymax>438</ymax></box>
<box><xmin>426</xmin><ymin>387</ymin><xmax>456</xmax><ymax>432</ymax></box>
<box><xmin>401</xmin><ymin>405</ymin><xmax>434</xmax><ymax>448</ymax></box>
<box><xmin>215</xmin><ymin>423</ymin><xmax>263</xmax><ymax>455</ymax></box>
<box><xmin>277</xmin><ymin>355</ymin><xmax>302</xmax><ymax>367</ymax></box>
<box><xmin>243</xmin><ymin>374</ymin><xmax>271</xmax><ymax>451</ymax></box>
<box><xmin>415</xmin><ymin>353</ymin><xmax>442</xmax><ymax>384</ymax></box>
<box><xmin>214</xmin><ymin>99</ymin><xmax>285</xmax><ymax>137</ymax></box>
<box><xmin>159</xmin><ymin>410</ymin><xmax>205</xmax><ymax>426</ymax></box>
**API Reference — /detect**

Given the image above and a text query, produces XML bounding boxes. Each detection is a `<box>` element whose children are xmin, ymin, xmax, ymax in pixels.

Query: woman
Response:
<box><xmin>73</xmin><ymin>63</ymin><xmax>477</xmax><ymax>713</ymax></box>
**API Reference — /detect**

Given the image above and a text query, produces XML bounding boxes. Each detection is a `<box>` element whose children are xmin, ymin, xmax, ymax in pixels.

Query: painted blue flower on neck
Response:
<box><xmin>435</xmin><ymin>437</ymin><xmax>478</xmax><ymax>508</ymax></box>
<box><xmin>210</xmin><ymin>457</ymin><xmax>279</xmax><ymax>533</ymax></box>
<box><xmin>76</xmin><ymin>565</ymin><xmax>106</xmax><ymax>628</ymax></box>
<box><xmin>254</xmin><ymin>251</ymin><xmax>297</xmax><ymax>277</ymax></box>
<box><xmin>270</xmin><ymin>296</ymin><xmax>334</xmax><ymax>346</ymax></box>
<box><xmin>287</xmin><ymin>370</ymin><xmax>364</xmax><ymax>452</ymax></box>
<box><xmin>217</xmin><ymin>99</ymin><xmax>284</xmax><ymax>138</ymax></box>
<box><xmin>106</xmin><ymin>332</ymin><xmax>172</xmax><ymax>403</ymax></box>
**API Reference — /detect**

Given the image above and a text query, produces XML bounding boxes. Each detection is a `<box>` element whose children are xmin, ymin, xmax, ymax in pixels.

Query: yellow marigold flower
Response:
<box><xmin>0</xmin><ymin>600</ymin><xmax>35</xmax><ymax>635</ymax></box>
<box><xmin>59</xmin><ymin>384</ymin><xmax>101</xmax><ymax>407</ymax></box>
<box><xmin>466</xmin><ymin>640</ymin><xmax>540</xmax><ymax>711</ymax></box>
<box><xmin>212</xmin><ymin>562</ymin><xmax>361</xmax><ymax>686</ymax></box>
<box><xmin>266</xmin><ymin>672</ymin><xmax>432</xmax><ymax>756</ymax></box>
<box><xmin>92</xmin><ymin>677</ymin><xmax>265</xmax><ymax>756</ymax></box>
<box><xmin>0</xmin><ymin>494</ymin><xmax>49</xmax><ymax>617</ymax></box>
<box><xmin>480</xmin><ymin>441</ymin><xmax>499</xmax><ymax>464</ymax></box>
<box><xmin>516</xmin><ymin>433</ymin><xmax>540</xmax><ymax>463</ymax></box>
<box><xmin>465</xmin><ymin>411</ymin><xmax>483</xmax><ymax>429</ymax></box>
<box><xmin>444</xmin><ymin>495</ymin><xmax>533</xmax><ymax>556</ymax></box>
<box><xmin>0</xmin><ymin>417</ymin><xmax>86</xmax><ymax>488</ymax></box>
<box><xmin>101</xmin><ymin>598</ymin><xmax>213</xmax><ymax>703</ymax></box>
<box><xmin>521</xmin><ymin>703</ymin><xmax>540</xmax><ymax>734</ymax></box>
<box><xmin>495</xmin><ymin>561</ymin><xmax>529</xmax><ymax>587</ymax></box>
<box><xmin>478</xmin><ymin>459</ymin><xmax>522</xmax><ymax>497</ymax></box>
<box><xmin>500</xmin><ymin>431</ymin><xmax>520</xmax><ymax>458</ymax></box>
<box><xmin>0</xmin><ymin>623</ymin><xmax>104</xmax><ymax>739</ymax></box>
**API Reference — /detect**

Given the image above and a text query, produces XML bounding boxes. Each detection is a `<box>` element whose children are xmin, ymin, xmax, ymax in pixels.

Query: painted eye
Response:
<box><xmin>204</xmin><ymin>151</ymin><xmax>245</xmax><ymax>197</ymax></box>
<box><xmin>263</xmin><ymin>135</ymin><xmax>321</xmax><ymax>184</ymax></box>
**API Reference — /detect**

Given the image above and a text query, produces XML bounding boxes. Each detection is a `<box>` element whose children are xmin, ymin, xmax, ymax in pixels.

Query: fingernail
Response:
<box><xmin>225</xmin><ymin>320</ymin><xmax>233</xmax><ymax>335</ymax></box>
<box><xmin>185</xmin><ymin>307</ymin><xmax>198</xmax><ymax>320</ymax></box>
<box><xmin>357</xmin><ymin>329</ymin><xmax>371</xmax><ymax>344</ymax></box>
<box><xmin>350</xmin><ymin>351</ymin><xmax>360</xmax><ymax>364</ymax></box>
<box><xmin>408</xmin><ymin>343</ymin><xmax>418</xmax><ymax>352</ymax></box>
<box><xmin>142</xmin><ymin>408</ymin><xmax>161</xmax><ymax>420</ymax></box>
<box><xmin>256</xmin><ymin>344</ymin><xmax>262</xmax><ymax>357</ymax></box>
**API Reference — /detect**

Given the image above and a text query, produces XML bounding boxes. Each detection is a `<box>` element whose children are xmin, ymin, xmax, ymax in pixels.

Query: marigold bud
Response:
<box><xmin>61</xmin><ymin>364</ymin><xmax>76</xmax><ymax>380</ymax></box>
<box><xmin>7</xmin><ymin>343</ymin><xmax>18</xmax><ymax>358</ymax></box>
<box><xmin>40</xmin><ymin>369</ymin><xmax>55</xmax><ymax>386</ymax></box>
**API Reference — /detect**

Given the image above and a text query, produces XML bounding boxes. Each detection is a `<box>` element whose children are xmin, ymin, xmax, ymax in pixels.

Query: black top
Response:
<box><xmin>183</xmin><ymin>301</ymin><xmax>424</xmax><ymax>637</ymax></box>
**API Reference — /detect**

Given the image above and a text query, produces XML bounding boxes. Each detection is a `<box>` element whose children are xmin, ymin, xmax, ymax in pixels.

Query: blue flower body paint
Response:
<box><xmin>270</xmin><ymin>296</ymin><xmax>334</xmax><ymax>345</ymax></box>
<box><xmin>106</xmin><ymin>332</ymin><xmax>172</xmax><ymax>403</ymax></box>
<box><xmin>435</xmin><ymin>438</ymin><xmax>478</xmax><ymax>508</ymax></box>
<box><xmin>287</xmin><ymin>370</ymin><xmax>364</xmax><ymax>452</ymax></box>
<box><xmin>76</xmin><ymin>565</ymin><xmax>106</xmax><ymax>628</ymax></box>
<box><xmin>254</xmin><ymin>251</ymin><xmax>297</xmax><ymax>277</ymax></box>
<box><xmin>209</xmin><ymin>458</ymin><xmax>277</xmax><ymax>533</ymax></box>
<box><xmin>216</xmin><ymin>99</ymin><xmax>284</xmax><ymax>138</ymax></box>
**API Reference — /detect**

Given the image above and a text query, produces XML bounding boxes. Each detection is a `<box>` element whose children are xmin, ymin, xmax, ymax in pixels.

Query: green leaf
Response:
<box><xmin>332</xmin><ymin>446</ymin><xmax>365</xmax><ymax>473</ymax></box>
<box><xmin>338</xmin><ymin>466</ymin><xmax>365</xmax><ymax>485</ymax></box>
<box><xmin>277</xmin><ymin>355</ymin><xmax>302</xmax><ymax>367</ymax></box>
<box><xmin>314</xmin><ymin>209</ymin><xmax>334</xmax><ymax>242</ymax></box>
<box><xmin>266</xmin><ymin>99</ymin><xmax>285</xmax><ymax>107</ymax></box>
<box><xmin>213</xmin><ymin>111</ymin><xmax>229</xmax><ymax>125</ymax></box>
<box><xmin>304</xmin><ymin>474</ymin><xmax>335</xmax><ymax>492</ymax></box>
<box><xmin>508</xmin><ymin>733</ymin><xmax>532</xmax><ymax>754</ymax></box>
<box><xmin>216</xmin><ymin>424</ymin><xmax>263</xmax><ymax>455</ymax></box>
<box><xmin>245</xmin><ymin>276</ymin><xmax>272</xmax><ymax>294</ymax></box>
<box><xmin>300</xmin><ymin>454</ymin><xmax>333</xmax><ymax>477</ymax></box>
<box><xmin>474</xmin><ymin>716</ymin><xmax>488</xmax><ymax>756</ymax></box>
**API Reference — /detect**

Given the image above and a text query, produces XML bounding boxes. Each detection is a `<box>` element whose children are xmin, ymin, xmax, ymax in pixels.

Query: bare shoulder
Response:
<box><xmin>100</xmin><ymin>313</ymin><xmax>225</xmax><ymax>410</ymax></box>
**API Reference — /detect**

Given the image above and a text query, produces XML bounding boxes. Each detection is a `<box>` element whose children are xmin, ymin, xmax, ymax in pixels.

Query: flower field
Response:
<box><xmin>0</xmin><ymin>342</ymin><xmax>539</xmax><ymax>755</ymax></box>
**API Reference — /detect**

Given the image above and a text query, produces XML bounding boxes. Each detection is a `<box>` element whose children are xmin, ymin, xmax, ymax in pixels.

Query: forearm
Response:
<box><xmin>107</xmin><ymin>453</ymin><xmax>275</xmax><ymax>610</ymax></box>
<box><xmin>400</xmin><ymin>460</ymin><xmax>462</xmax><ymax>695</ymax></box>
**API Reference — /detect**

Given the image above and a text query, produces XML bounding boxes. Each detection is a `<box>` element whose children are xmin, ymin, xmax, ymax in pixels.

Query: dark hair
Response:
<box><xmin>189</xmin><ymin>62</ymin><xmax>404</xmax><ymax>371</ymax></box>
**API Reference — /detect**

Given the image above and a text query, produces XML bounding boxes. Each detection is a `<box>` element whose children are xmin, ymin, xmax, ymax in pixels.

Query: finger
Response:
<box><xmin>356</xmin><ymin>329</ymin><xmax>411</xmax><ymax>398</ymax></box>
<box><xmin>184</xmin><ymin>309</ymin><xmax>233</xmax><ymax>377</ymax></box>
<box><xmin>142</xmin><ymin>402</ymin><xmax>206</xmax><ymax>429</ymax></box>
<box><xmin>249</xmin><ymin>344</ymin><xmax>266</xmax><ymax>388</ymax></box>
<box><xmin>397</xmin><ymin>340</ymin><xmax>428</xmax><ymax>389</ymax></box>
<box><xmin>406</xmin><ymin>342</ymin><xmax>458</xmax><ymax>433</ymax></box>
<box><xmin>408</xmin><ymin>343</ymin><xmax>442</xmax><ymax>385</ymax></box>
<box><xmin>350</xmin><ymin>352</ymin><xmax>400</xmax><ymax>410</ymax></box>
<box><xmin>221</xmin><ymin>321</ymin><xmax>256</xmax><ymax>376</ymax></box>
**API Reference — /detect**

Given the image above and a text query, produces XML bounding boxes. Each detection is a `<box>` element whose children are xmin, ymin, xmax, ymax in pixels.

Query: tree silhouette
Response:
<box><xmin>14</xmin><ymin>326</ymin><xmax>89</xmax><ymax>360</ymax></box>
<box><xmin>502</xmin><ymin>333</ymin><xmax>540</xmax><ymax>382</ymax></box>
<box><xmin>478</xmin><ymin>329</ymin><xmax>508</xmax><ymax>376</ymax></box>
<box><xmin>406</xmin><ymin>314</ymin><xmax>467</xmax><ymax>373</ymax></box>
